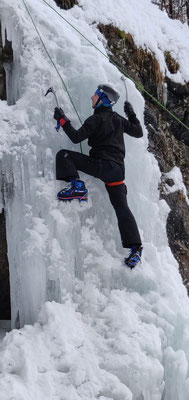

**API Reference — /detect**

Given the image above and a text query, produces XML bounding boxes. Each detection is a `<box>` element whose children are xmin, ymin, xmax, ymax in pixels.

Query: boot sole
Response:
<box><xmin>57</xmin><ymin>196</ymin><xmax>88</xmax><ymax>202</ymax></box>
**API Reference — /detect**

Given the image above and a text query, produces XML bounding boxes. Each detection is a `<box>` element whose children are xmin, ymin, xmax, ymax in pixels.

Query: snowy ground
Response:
<box><xmin>0</xmin><ymin>0</ymin><xmax>189</xmax><ymax>399</ymax></box>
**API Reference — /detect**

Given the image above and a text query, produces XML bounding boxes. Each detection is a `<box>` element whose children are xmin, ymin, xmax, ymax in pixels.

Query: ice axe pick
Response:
<box><xmin>45</xmin><ymin>87</ymin><xmax>60</xmax><ymax>131</ymax></box>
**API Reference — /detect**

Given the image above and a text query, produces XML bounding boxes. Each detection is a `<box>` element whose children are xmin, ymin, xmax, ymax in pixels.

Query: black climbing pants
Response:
<box><xmin>56</xmin><ymin>149</ymin><xmax>142</xmax><ymax>248</ymax></box>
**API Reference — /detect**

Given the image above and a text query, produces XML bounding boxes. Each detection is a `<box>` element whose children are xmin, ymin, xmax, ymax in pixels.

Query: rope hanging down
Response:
<box><xmin>21</xmin><ymin>0</ymin><xmax>83</xmax><ymax>153</ymax></box>
<box><xmin>42</xmin><ymin>0</ymin><xmax>189</xmax><ymax>133</ymax></box>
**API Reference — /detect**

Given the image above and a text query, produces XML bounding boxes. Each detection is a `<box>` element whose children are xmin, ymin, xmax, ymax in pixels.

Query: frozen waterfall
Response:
<box><xmin>0</xmin><ymin>1</ymin><xmax>189</xmax><ymax>399</ymax></box>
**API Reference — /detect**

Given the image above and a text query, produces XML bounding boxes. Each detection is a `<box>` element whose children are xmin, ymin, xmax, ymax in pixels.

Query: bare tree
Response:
<box><xmin>169</xmin><ymin>0</ymin><xmax>173</xmax><ymax>18</ymax></box>
<box><xmin>151</xmin><ymin>0</ymin><xmax>189</xmax><ymax>24</ymax></box>
<box><xmin>186</xmin><ymin>1</ymin><xmax>189</xmax><ymax>24</ymax></box>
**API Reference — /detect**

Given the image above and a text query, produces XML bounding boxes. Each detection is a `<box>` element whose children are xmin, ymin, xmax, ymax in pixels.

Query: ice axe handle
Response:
<box><xmin>55</xmin><ymin>121</ymin><xmax>60</xmax><ymax>132</ymax></box>
<box><xmin>121</xmin><ymin>75</ymin><xmax>128</xmax><ymax>102</ymax></box>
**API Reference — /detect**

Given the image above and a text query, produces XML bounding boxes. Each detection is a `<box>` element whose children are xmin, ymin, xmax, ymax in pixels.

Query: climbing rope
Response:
<box><xmin>41</xmin><ymin>0</ymin><xmax>189</xmax><ymax>133</ymax></box>
<box><xmin>21</xmin><ymin>0</ymin><xmax>83</xmax><ymax>153</ymax></box>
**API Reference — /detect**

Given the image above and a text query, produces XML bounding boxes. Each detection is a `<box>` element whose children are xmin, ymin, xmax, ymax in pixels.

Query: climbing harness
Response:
<box><xmin>21</xmin><ymin>0</ymin><xmax>83</xmax><ymax>153</ymax></box>
<box><xmin>105</xmin><ymin>181</ymin><xmax>124</xmax><ymax>187</ymax></box>
<box><xmin>41</xmin><ymin>0</ymin><xmax>189</xmax><ymax>133</ymax></box>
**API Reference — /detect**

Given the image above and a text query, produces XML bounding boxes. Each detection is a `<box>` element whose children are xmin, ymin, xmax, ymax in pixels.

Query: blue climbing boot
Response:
<box><xmin>57</xmin><ymin>180</ymin><xmax>88</xmax><ymax>202</ymax></box>
<box><xmin>124</xmin><ymin>245</ymin><xmax>143</xmax><ymax>269</ymax></box>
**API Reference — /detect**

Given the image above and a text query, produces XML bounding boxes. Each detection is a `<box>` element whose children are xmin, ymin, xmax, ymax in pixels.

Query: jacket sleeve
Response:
<box><xmin>123</xmin><ymin>115</ymin><xmax>143</xmax><ymax>138</ymax></box>
<box><xmin>62</xmin><ymin>115</ymin><xmax>99</xmax><ymax>144</ymax></box>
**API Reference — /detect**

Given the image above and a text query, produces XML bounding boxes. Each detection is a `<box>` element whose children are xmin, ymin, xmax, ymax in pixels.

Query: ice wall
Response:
<box><xmin>1</xmin><ymin>1</ymin><xmax>189</xmax><ymax>399</ymax></box>
<box><xmin>1</xmin><ymin>0</ymin><xmax>141</xmax><ymax>327</ymax></box>
<box><xmin>0</xmin><ymin>0</ymin><xmax>187</xmax><ymax>328</ymax></box>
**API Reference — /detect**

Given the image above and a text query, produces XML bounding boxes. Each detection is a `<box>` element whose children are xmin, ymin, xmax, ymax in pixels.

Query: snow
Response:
<box><xmin>0</xmin><ymin>0</ymin><xmax>189</xmax><ymax>399</ymax></box>
<box><xmin>72</xmin><ymin>0</ymin><xmax>189</xmax><ymax>84</ymax></box>
<box><xmin>163</xmin><ymin>166</ymin><xmax>189</xmax><ymax>205</ymax></box>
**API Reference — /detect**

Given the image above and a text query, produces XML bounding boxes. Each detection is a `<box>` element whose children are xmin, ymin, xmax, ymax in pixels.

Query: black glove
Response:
<box><xmin>124</xmin><ymin>101</ymin><xmax>136</xmax><ymax>121</ymax></box>
<box><xmin>54</xmin><ymin>107</ymin><xmax>70</xmax><ymax>125</ymax></box>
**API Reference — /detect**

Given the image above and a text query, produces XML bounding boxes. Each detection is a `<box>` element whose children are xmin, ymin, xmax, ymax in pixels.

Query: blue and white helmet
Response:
<box><xmin>96</xmin><ymin>84</ymin><xmax>120</xmax><ymax>105</ymax></box>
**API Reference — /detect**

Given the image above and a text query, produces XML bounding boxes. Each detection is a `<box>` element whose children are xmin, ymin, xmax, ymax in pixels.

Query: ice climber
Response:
<box><xmin>54</xmin><ymin>84</ymin><xmax>143</xmax><ymax>268</ymax></box>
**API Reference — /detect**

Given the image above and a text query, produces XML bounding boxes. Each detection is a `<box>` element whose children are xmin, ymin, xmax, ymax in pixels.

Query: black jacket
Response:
<box><xmin>63</xmin><ymin>106</ymin><xmax>143</xmax><ymax>165</ymax></box>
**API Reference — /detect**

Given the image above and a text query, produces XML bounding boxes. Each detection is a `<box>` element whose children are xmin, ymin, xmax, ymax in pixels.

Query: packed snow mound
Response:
<box><xmin>1</xmin><ymin>269</ymin><xmax>189</xmax><ymax>400</ymax></box>
<box><xmin>71</xmin><ymin>0</ymin><xmax>189</xmax><ymax>83</ymax></box>
<box><xmin>0</xmin><ymin>0</ymin><xmax>189</xmax><ymax>399</ymax></box>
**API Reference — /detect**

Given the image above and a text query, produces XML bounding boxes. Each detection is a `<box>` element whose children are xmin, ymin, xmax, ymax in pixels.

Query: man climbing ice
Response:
<box><xmin>54</xmin><ymin>84</ymin><xmax>143</xmax><ymax>268</ymax></box>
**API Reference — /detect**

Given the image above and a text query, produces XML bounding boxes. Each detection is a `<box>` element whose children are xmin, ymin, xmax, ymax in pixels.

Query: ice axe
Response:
<box><xmin>121</xmin><ymin>75</ymin><xmax>128</xmax><ymax>101</ymax></box>
<box><xmin>45</xmin><ymin>87</ymin><xmax>60</xmax><ymax>131</ymax></box>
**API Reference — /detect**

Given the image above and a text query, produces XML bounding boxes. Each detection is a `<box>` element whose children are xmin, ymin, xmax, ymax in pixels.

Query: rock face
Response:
<box><xmin>0</xmin><ymin>211</ymin><xmax>10</xmax><ymax>319</ymax></box>
<box><xmin>0</xmin><ymin>26</ymin><xmax>12</xmax><ymax>320</ymax></box>
<box><xmin>0</xmin><ymin>25</ymin><xmax>13</xmax><ymax>101</ymax></box>
<box><xmin>98</xmin><ymin>24</ymin><xmax>189</xmax><ymax>291</ymax></box>
<box><xmin>54</xmin><ymin>0</ymin><xmax>78</xmax><ymax>9</ymax></box>
<box><xmin>0</xmin><ymin>23</ymin><xmax>6</xmax><ymax>100</ymax></box>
